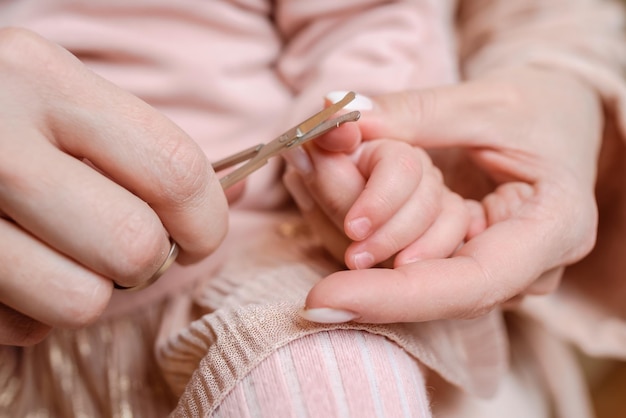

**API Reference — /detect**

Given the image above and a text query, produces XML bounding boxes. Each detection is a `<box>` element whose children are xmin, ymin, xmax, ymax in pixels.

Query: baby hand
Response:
<box><xmin>285</xmin><ymin>138</ymin><xmax>477</xmax><ymax>270</ymax></box>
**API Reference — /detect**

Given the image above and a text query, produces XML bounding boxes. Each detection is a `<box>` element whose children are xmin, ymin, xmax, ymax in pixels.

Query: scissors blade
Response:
<box><xmin>292</xmin><ymin>91</ymin><xmax>357</xmax><ymax>140</ymax></box>
<box><xmin>292</xmin><ymin>110</ymin><xmax>361</xmax><ymax>145</ymax></box>
<box><xmin>215</xmin><ymin>91</ymin><xmax>360</xmax><ymax>189</ymax></box>
<box><xmin>251</xmin><ymin>91</ymin><xmax>358</xmax><ymax>163</ymax></box>
<box><xmin>211</xmin><ymin>144</ymin><xmax>263</xmax><ymax>173</ymax></box>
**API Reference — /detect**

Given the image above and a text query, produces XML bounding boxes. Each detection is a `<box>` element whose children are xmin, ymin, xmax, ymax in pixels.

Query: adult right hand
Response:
<box><xmin>0</xmin><ymin>28</ymin><xmax>228</xmax><ymax>346</ymax></box>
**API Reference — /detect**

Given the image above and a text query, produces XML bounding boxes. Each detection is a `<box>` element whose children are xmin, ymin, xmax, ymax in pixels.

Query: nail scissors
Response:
<box><xmin>211</xmin><ymin>91</ymin><xmax>361</xmax><ymax>189</ymax></box>
<box><xmin>115</xmin><ymin>93</ymin><xmax>359</xmax><ymax>292</ymax></box>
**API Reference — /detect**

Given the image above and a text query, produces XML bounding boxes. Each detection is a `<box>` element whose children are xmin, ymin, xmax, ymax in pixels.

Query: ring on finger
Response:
<box><xmin>114</xmin><ymin>238</ymin><xmax>179</xmax><ymax>292</ymax></box>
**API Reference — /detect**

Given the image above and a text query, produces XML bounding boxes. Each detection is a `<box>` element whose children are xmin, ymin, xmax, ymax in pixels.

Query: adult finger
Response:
<box><xmin>302</xmin><ymin>214</ymin><xmax>570</xmax><ymax>324</ymax></box>
<box><xmin>355</xmin><ymin>83</ymin><xmax>507</xmax><ymax>149</ymax></box>
<box><xmin>0</xmin><ymin>304</ymin><xmax>51</xmax><ymax>346</ymax></box>
<box><xmin>0</xmin><ymin>129</ymin><xmax>172</xmax><ymax>287</ymax></box>
<box><xmin>354</xmin><ymin>70</ymin><xmax>602</xmax><ymax>182</ymax></box>
<box><xmin>303</xmin><ymin>174</ymin><xmax>597</xmax><ymax>323</ymax></box>
<box><xmin>0</xmin><ymin>217</ymin><xmax>111</xmax><ymax>330</ymax></box>
<box><xmin>499</xmin><ymin>267</ymin><xmax>565</xmax><ymax>311</ymax></box>
<box><xmin>524</xmin><ymin>267</ymin><xmax>564</xmax><ymax>296</ymax></box>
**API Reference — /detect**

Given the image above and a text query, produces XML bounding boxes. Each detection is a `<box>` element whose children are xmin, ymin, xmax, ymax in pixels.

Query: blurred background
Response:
<box><xmin>585</xmin><ymin>355</ymin><xmax>626</xmax><ymax>417</ymax></box>
<box><xmin>579</xmin><ymin>2</ymin><xmax>626</xmax><ymax>416</ymax></box>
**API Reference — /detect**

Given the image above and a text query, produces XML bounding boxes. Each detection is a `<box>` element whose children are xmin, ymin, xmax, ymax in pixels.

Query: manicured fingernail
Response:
<box><xmin>283</xmin><ymin>171</ymin><xmax>315</xmax><ymax>211</ymax></box>
<box><xmin>352</xmin><ymin>251</ymin><xmax>375</xmax><ymax>270</ymax></box>
<box><xmin>299</xmin><ymin>307</ymin><xmax>358</xmax><ymax>323</ymax></box>
<box><xmin>283</xmin><ymin>147</ymin><xmax>313</xmax><ymax>175</ymax></box>
<box><xmin>347</xmin><ymin>217</ymin><xmax>371</xmax><ymax>240</ymax></box>
<box><xmin>325</xmin><ymin>91</ymin><xmax>373</xmax><ymax>111</ymax></box>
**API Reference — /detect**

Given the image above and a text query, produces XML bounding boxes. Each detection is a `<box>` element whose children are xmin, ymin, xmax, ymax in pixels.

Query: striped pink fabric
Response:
<box><xmin>212</xmin><ymin>330</ymin><xmax>431</xmax><ymax>418</ymax></box>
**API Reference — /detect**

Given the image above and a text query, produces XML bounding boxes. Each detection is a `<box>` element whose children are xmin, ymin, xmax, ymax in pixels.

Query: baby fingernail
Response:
<box><xmin>283</xmin><ymin>172</ymin><xmax>314</xmax><ymax>211</ymax></box>
<box><xmin>299</xmin><ymin>307</ymin><xmax>358</xmax><ymax>323</ymax></box>
<box><xmin>325</xmin><ymin>91</ymin><xmax>374</xmax><ymax>111</ymax></box>
<box><xmin>352</xmin><ymin>251</ymin><xmax>375</xmax><ymax>270</ymax></box>
<box><xmin>283</xmin><ymin>147</ymin><xmax>313</xmax><ymax>175</ymax></box>
<box><xmin>347</xmin><ymin>217</ymin><xmax>371</xmax><ymax>240</ymax></box>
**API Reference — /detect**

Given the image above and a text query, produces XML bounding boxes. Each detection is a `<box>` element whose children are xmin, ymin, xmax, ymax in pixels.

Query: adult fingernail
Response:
<box><xmin>325</xmin><ymin>91</ymin><xmax>373</xmax><ymax>111</ymax></box>
<box><xmin>283</xmin><ymin>147</ymin><xmax>313</xmax><ymax>175</ymax></box>
<box><xmin>299</xmin><ymin>307</ymin><xmax>358</xmax><ymax>323</ymax></box>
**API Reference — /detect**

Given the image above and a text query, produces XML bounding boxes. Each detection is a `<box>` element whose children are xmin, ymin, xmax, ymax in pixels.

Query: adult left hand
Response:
<box><xmin>287</xmin><ymin>67</ymin><xmax>601</xmax><ymax>324</ymax></box>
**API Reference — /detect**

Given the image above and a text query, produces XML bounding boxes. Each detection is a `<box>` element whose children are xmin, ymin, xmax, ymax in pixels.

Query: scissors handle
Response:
<box><xmin>216</xmin><ymin>158</ymin><xmax>266</xmax><ymax>190</ymax></box>
<box><xmin>211</xmin><ymin>144</ymin><xmax>263</xmax><ymax>173</ymax></box>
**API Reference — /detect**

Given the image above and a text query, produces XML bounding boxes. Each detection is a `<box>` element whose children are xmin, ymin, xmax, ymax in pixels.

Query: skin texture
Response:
<box><xmin>0</xmin><ymin>28</ymin><xmax>228</xmax><ymax>345</ymax></box>
<box><xmin>287</xmin><ymin>67</ymin><xmax>602</xmax><ymax>324</ymax></box>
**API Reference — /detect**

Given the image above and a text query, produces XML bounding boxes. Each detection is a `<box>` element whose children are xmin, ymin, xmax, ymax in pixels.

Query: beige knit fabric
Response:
<box><xmin>159</xmin><ymin>211</ymin><xmax>508</xmax><ymax>416</ymax></box>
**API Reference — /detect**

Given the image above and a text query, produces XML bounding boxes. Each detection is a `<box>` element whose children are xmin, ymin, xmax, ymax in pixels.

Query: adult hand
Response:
<box><xmin>300</xmin><ymin>67</ymin><xmax>601</xmax><ymax>324</ymax></box>
<box><xmin>0</xmin><ymin>28</ymin><xmax>228</xmax><ymax>345</ymax></box>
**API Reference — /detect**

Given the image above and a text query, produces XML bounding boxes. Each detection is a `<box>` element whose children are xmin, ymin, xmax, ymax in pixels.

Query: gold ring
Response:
<box><xmin>114</xmin><ymin>239</ymin><xmax>179</xmax><ymax>292</ymax></box>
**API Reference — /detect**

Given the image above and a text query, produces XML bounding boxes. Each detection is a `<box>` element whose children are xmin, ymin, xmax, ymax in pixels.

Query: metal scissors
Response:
<box><xmin>115</xmin><ymin>93</ymin><xmax>359</xmax><ymax>292</ymax></box>
<box><xmin>212</xmin><ymin>91</ymin><xmax>361</xmax><ymax>189</ymax></box>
